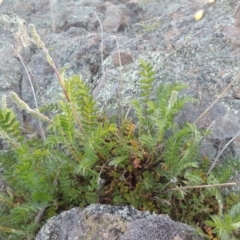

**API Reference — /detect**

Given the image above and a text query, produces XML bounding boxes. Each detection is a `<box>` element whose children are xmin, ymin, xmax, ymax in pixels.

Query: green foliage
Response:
<box><xmin>0</xmin><ymin>74</ymin><xmax>117</xmax><ymax>239</ymax></box>
<box><xmin>202</xmin><ymin>158</ymin><xmax>240</xmax><ymax>239</ymax></box>
<box><xmin>206</xmin><ymin>201</ymin><xmax>240</xmax><ymax>240</ymax></box>
<box><xmin>0</xmin><ymin>101</ymin><xmax>23</xmax><ymax>149</ymax></box>
<box><xmin>139</xmin><ymin>20</ymin><xmax>162</xmax><ymax>33</ymax></box>
<box><xmin>0</xmin><ymin>59</ymin><xmax>239</xmax><ymax>240</ymax></box>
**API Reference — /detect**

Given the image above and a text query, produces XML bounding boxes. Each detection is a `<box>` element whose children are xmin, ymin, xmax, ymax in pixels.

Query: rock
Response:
<box><xmin>0</xmin><ymin>0</ymin><xmax>51</xmax><ymax>35</ymax></box>
<box><xmin>36</xmin><ymin>204</ymin><xmax>203</xmax><ymax>240</ymax></box>
<box><xmin>1</xmin><ymin>0</ymin><xmax>240</xmax><ymax>191</ymax></box>
<box><xmin>223</xmin><ymin>25</ymin><xmax>240</xmax><ymax>40</ymax></box>
<box><xmin>1</xmin><ymin>0</ymin><xmax>240</xmax><ymax>238</ymax></box>
<box><xmin>102</xmin><ymin>2</ymin><xmax>125</xmax><ymax>33</ymax></box>
<box><xmin>212</xmin><ymin>116</ymin><xmax>240</xmax><ymax>139</ymax></box>
<box><xmin>0</xmin><ymin>0</ymin><xmax>104</xmax><ymax>34</ymax></box>
<box><xmin>0</xmin><ymin>11</ymin><xmax>33</xmax><ymax>124</ymax></box>
<box><xmin>232</xmin><ymin>88</ymin><xmax>240</xmax><ymax>99</ymax></box>
<box><xmin>111</xmin><ymin>50</ymin><xmax>133</xmax><ymax>66</ymax></box>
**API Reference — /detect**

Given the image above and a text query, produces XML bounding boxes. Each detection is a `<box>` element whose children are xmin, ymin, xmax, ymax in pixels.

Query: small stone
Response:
<box><xmin>232</xmin><ymin>89</ymin><xmax>240</xmax><ymax>99</ymax></box>
<box><xmin>111</xmin><ymin>50</ymin><xmax>133</xmax><ymax>66</ymax></box>
<box><xmin>234</xmin><ymin>6</ymin><xmax>240</xmax><ymax>27</ymax></box>
<box><xmin>223</xmin><ymin>26</ymin><xmax>240</xmax><ymax>39</ymax></box>
<box><xmin>234</xmin><ymin>19</ymin><xmax>240</xmax><ymax>28</ymax></box>
<box><xmin>102</xmin><ymin>2</ymin><xmax>124</xmax><ymax>32</ymax></box>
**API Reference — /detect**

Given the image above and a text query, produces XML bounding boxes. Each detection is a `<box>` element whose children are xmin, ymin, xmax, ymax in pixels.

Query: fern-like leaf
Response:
<box><xmin>0</xmin><ymin>226</ymin><xmax>25</xmax><ymax>236</ymax></box>
<box><xmin>0</xmin><ymin>107</ymin><xmax>23</xmax><ymax>149</ymax></box>
<box><xmin>64</xmin><ymin>74</ymin><xmax>99</xmax><ymax>133</ymax></box>
<box><xmin>139</xmin><ymin>59</ymin><xmax>155</xmax><ymax>103</ymax></box>
<box><xmin>39</xmin><ymin>102</ymin><xmax>60</xmax><ymax>114</ymax></box>
<box><xmin>228</xmin><ymin>202</ymin><xmax>240</xmax><ymax>219</ymax></box>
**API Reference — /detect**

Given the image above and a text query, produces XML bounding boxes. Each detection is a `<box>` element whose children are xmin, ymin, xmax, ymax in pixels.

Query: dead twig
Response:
<box><xmin>167</xmin><ymin>182</ymin><xmax>237</xmax><ymax>192</ymax></box>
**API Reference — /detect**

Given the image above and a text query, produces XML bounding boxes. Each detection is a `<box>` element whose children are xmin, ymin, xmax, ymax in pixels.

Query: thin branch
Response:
<box><xmin>207</xmin><ymin>129</ymin><xmax>240</xmax><ymax>174</ymax></box>
<box><xmin>95</xmin><ymin>12</ymin><xmax>105</xmax><ymax>81</ymax></box>
<box><xmin>116</xmin><ymin>39</ymin><xmax>124</xmax><ymax>127</ymax></box>
<box><xmin>34</xmin><ymin>207</ymin><xmax>48</xmax><ymax>224</ymax></box>
<box><xmin>193</xmin><ymin>72</ymin><xmax>240</xmax><ymax>174</ymax></box>
<box><xmin>167</xmin><ymin>182</ymin><xmax>236</xmax><ymax>192</ymax></box>
<box><xmin>10</xmin><ymin>44</ymin><xmax>46</xmax><ymax>140</ymax></box>
<box><xmin>29</xmin><ymin>24</ymin><xmax>70</xmax><ymax>102</ymax></box>
<box><xmin>194</xmin><ymin>72</ymin><xmax>240</xmax><ymax>124</ymax></box>
<box><xmin>97</xmin><ymin>158</ymin><xmax>112</xmax><ymax>189</ymax></box>
<box><xmin>124</xmin><ymin>105</ymin><xmax>132</xmax><ymax>122</ymax></box>
<box><xmin>97</xmin><ymin>158</ymin><xmax>113</xmax><ymax>203</ymax></box>
<box><xmin>29</xmin><ymin>24</ymin><xmax>88</xmax><ymax>136</ymax></box>
<box><xmin>50</xmin><ymin>0</ymin><xmax>56</xmax><ymax>33</ymax></box>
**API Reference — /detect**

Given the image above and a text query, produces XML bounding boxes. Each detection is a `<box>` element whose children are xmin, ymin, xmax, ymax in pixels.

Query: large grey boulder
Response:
<box><xmin>0</xmin><ymin>11</ymin><xmax>31</xmax><ymax>100</ymax></box>
<box><xmin>36</xmin><ymin>204</ymin><xmax>203</xmax><ymax>240</ymax></box>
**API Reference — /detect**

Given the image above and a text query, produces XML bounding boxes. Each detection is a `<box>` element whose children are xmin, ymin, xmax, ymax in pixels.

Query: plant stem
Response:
<box><xmin>207</xmin><ymin>130</ymin><xmax>240</xmax><ymax>174</ymax></box>
<box><xmin>194</xmin><ymin>72</ymin><xmax>240</xmax><ymax>124</ymax></box>
<box><xmin>168</xmin><ymin>182</ymin><xmax>236</xmax><ymax>192</ymax></box>
<box><xmin>10</xmin><ymin>44</ymin><xmax>46</xmax><ymax>140</ymax></box>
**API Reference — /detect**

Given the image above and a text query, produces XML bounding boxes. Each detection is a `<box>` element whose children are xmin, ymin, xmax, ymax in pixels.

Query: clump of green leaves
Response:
<box><xmin>205</xmin><ymin>202</ymin><xmax>240</xmax><ymax>240</ymax></box>
<box><xmin>0</xmin><ymin>27</ymin><xmax>239</xmax><ymax>240</ymax></box>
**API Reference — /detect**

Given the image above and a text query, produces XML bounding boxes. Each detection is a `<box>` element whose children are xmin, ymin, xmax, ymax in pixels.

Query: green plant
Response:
<box><xmin>0</xmin><ymin>72</ymin><xmax>117</xmax><ymax>239</ymax></box>
<box><xmin>138</xmin><ymin>20</ymin><xmax>162</xmax><ymax>33</ymax></box>
<box><xmin>205</xmin><ymin>201</ymin><xmax>240</xmax><ymax>240</ymax></box>
<box><xmin>0</xmin><ymin>26</ymin><xmax>239</xmax><ymax>240</ymax></box>
<box><xmin>201</xmin><ymin>157</ymin><xmax>240</xmax><ymax>240</ymax></box>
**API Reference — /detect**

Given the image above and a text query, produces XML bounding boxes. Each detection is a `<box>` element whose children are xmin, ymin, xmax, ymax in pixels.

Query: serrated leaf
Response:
<box><xmin>108</xmin><ymin>155</ymin><xmax>129</xmax><ymax>169</ymax></box>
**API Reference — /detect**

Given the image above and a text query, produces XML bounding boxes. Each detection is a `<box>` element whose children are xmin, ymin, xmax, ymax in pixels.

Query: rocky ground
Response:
<box><xmin>1</xmin><ymin>0</ymin><xmax>240</xmax><ymax>184</ymax></box>
<box><xmin>1</xmin><ymin>0</ymin><xmax>240</xmax><ymax>239</ymax></box>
